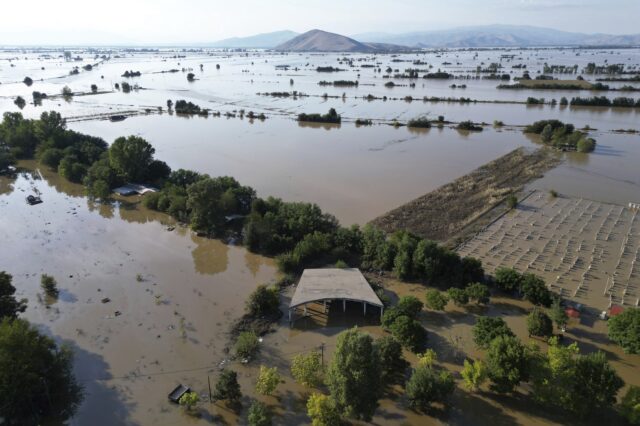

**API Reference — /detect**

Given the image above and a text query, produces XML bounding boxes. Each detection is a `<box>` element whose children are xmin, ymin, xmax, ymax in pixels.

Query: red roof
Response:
<box><xmin>565</xmin><ymin>307</ymin><xmax>580</xmax><ymax>318</ymax></box>
<box><xmin>609</xmin><ymin>305</ymin><xmax>625</xmax><ymax>317</ymax></box>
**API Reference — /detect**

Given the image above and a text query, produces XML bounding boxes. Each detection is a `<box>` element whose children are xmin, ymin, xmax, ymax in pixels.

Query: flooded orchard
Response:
<box><xmin>1</xmin><ymin>45</ymin><xmax>640</xmax><ymax>425</ymax></box>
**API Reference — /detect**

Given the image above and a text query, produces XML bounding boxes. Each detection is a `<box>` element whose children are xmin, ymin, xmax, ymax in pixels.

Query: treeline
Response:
<box><xmin>569</xmin><ymin>96</ymin><xmax>640</xmax><ymax>108</ymax></box>
<box><xmin>173</xmin><ymin>99</ymin><xmax>210</xmax><ymax>115</ymax></box>
<box><xmin>318</xmin><ymin>80</ymin><xmax>358</xmax><ymax>87</ymax></box>
<box><xmin>524</xmin><ymin>119</ymin><xmax>596</xmax><ymax>153</ymax></box>
<box><xmin>297</xmin><ymin>108</ymin><xmax>341</xmax><ymax>124</ymax></box>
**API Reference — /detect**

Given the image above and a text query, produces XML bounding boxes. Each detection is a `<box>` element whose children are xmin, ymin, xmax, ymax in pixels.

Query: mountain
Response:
<box><xmin>353</xmin><ymin>25</ymin><xmax>640</xmax><ymax>47</ymax></box>
<box><xmin>208</xmin><ymin>30</ymin><xmax>298</xmax><ymax>48</ymax></box>
<box><xmin>274</xmin><ymin>29</ymin><xmax>410</xmax><ymax>53</ymax></box>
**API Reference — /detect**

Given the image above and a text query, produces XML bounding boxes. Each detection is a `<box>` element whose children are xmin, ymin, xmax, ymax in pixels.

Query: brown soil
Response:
<box><xmin>369</xmin><ymin>147</ymin><xmax>561</xmax><ymax>247</ymax></box>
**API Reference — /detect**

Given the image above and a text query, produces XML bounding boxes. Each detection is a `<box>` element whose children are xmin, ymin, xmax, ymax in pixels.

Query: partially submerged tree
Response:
<box><xmin>255</xmin><ymin>365</ymin><xmax>280</xmax><ymax>396</ymax></box>
<box><xmin>0</xmin><ymin>271</ymin><xmax>27</xmax><ymax>320</ymax></box>
<box><xmin>248</xmin><ymin>400</ymin><xmax>272</xmax><ymax>426</ymax></box>
<box><xmin>486</xmin><ymin>335</ymin><xmax>530</xmax><ymax>393</ymax></box>
<box><xmin>472</xmin><ymin>316</ymin><xmax>514</xmax><ymax>349</ymax></box>
<box><xmin>461</xmin><ymin>359</ymin><xmax>487</xmax><ymax>392</ymax></box>
<box><xmin>291</xmin><ymin>351</ymin><xmax>323</xmax><ymax>388</ymax></box>
<box><xmin>608</xmin><ymin>308</ymin><xmax>640</xmax><ymax>354</ymax></box>
<box><xmin>527</xmin><ymin>308</ymin><xmax>553</xmax><ymax>338</ymax></box>
<box><xmin>424</xmin><ymin>289</ymin><xmax>448</xmax><ymax>311</ymax></box>
<box><xmin>405</xmin><ymin>364</ymin><xmax>455</xmax><ymax>412</ymax></box>
<box><xmin>213</xmin><ymin>369</ymin><xmax>242</xmax><ymax>405</ymax></box>
<box><xmin>307</xmin><ymin>393</ymin><xmax>342</xmax><ymax>426</ymax></box>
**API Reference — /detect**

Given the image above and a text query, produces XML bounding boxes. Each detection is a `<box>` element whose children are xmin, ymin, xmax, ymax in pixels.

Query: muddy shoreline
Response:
<box><xmin>370</xmin><ymin>147</ymin><xmax>562</xmax><ymax>246</ymax></box>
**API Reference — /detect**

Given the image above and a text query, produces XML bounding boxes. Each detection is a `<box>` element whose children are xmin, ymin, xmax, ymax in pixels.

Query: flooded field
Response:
<box><xmin>1</xmin><ymin>45</ymin><xmax>640</xmax><ymax>425</ymax></box>
<box><xmin>458</xmin><ymin>190</ymin><xmax>639</xmax><ymax>310</ymax></box>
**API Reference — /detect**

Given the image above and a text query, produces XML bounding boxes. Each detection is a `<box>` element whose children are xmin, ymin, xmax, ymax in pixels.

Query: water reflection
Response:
<box><xmin>190</xmin><ymin>234</ymin><xmax>229</xmax><ymax>275</ymax></box>
<box><xmin>297</xmin><ymin>121</ymin><xmax>341</xmax><ymax>131</ymax></box>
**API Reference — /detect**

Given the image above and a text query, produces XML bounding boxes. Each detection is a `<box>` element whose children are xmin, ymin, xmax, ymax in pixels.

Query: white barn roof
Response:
<box><xmin>289</xmin><ymin>268</ymin><xmax>383</xmax><ymax>308</ymax></box>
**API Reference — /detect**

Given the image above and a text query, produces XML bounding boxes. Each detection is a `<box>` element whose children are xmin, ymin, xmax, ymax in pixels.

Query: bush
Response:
<box><xmin>179</xmin><ymin>391</ymin><xmax>199</xmax><ymax>411</ymax></box>
<box><xmin>213</xmin><ymin>369</ymin><xmax>242</xmax><ymax>404</ymax></box>
<box><xmin>307</xmin><ymin>393</ymin><xmax>342</xmax><ymax>426</ymax></box>
<box><xmin>608</xmin><ymin>308</ymin><xmax>640</xmax><ymax>354</ymax></box>
<box><xmin>461</xmin><ymin>359</ymin><xmax>487</xmax><ymax>391</ymax></box>
<box><xmin>248</xmin><ymin>400</ymin><xmax>272</xmax><ymax>426</ymax></box>
<box><xmin>506</xmin><ymin>194</ymin><xmax>518</xmax><ymax>209</ymax></box>
<box><xmin>407</xmin><ymin>117</ymin><xmax>432</xmax><ymax>128</ymax></box>
<box><xmin>472</xmin><ymin>316</ymin><xmax>514</xmax><ymax>349</ymax></box>
<box><xmin>375</xmin><ymin>336</ymin><xmax>408</xmax><ymax>386</ymax></box>
<box><xmin>298</xmin><ymin>108</ymin><xmax>341</xmax><ymax>124</ymax></box>
<box><xmin>235</xmin><ymin>331</ymin><xmax>259</xmax><ymax>360</ymax></box>
<box><xmin>527</xmin><ymin>308</ymin><xmax>553</xmax><ymax>337</ymax></box>
<box><xmin>246</xmin><ymin>285</ymin><xmax>280</xmax><ymax>318</ymax></box>
<box><xmin>465</xmin><ymin>282</ymin><xmax>490</xmax><ymax>304</ymax></box>
<box><xmin>457</xmin><ymin>120</ymin><xmax>483</xmax><ymax>131</ymax></box>
<box><xmin>424</xmin><ymin>289</ymin><xmax>448</xmax><ymax>311</ymax></box>
<box><xmin>405</xmin><ymin>365</ymin><xmax>455</xmax><ymax>411</ymax></box>
<box><xmin>494</xmin><ymin>267</ymin><xmax>522</xmax><ymax>293</ymax></box>
<box><xmin>620</xmin><ymin>386</ymin><xmax>640</xmax><ymax>425</ymax></box>
<box><xmin>389</xmin><ymin>315</ymin><xmax>427</xmax><ymax>353</ymax></box>
<box><xmin>291</xmin><ymin>351</ymin><xmax>323</xmax><ymax>388</ymax></box>
<box><xmin>447</xmin><ymin>287</ymin><xmax>469</xmax><ymax>306</ymax></box>
<box><xmin>255</xmin><ymin>365</ymin><xmax>280</xmax><ymax>396</ymax></box>
<box><xmin>41</xmin><ymin>274</ymin><xmax>59</xmax><ymax>297</ymax></box>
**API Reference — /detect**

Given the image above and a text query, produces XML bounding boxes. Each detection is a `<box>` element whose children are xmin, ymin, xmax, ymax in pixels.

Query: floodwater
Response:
<box><xmin>0</xmin><ymin>165</ymin><xmax>277</xmax><ymax>425</ymax></box>
<box><xmin>1</xmin><ymin>46</ymin><xmax>640</xmax><ymax>424</ymax></box>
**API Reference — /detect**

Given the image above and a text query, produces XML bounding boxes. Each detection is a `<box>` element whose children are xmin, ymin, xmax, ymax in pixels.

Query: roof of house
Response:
<box><xmin>289</xmin><ymin>268</ymin><xmax>383</xmax><ymax>309</ymax></box>
<box><xmin>113</xmin><ymin>183</ymin><xmax>158</xmax><ymax>196</ymax></box>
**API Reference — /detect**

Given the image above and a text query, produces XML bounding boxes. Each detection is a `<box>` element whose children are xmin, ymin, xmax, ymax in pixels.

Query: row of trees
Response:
<box><xmin>524</xmin><ymin>119</ymin><xmax>596</xmax><ymax>153</ymax></box>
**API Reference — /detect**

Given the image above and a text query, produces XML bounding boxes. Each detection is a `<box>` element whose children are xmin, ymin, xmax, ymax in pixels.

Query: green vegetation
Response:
<box><xmin>174</xmin><ymin>99</ymin><xmax>209</xmax><ymax>115</ymax></box>
<box><xmin>307</xmin><ymin>393</ymin><xmax>342</xmax><ymax>426</ymax></box>
<box><xmin>382</xmin><ymin>296</ymin><xmax>427</xmax><ymax>351</ymax></box>
<box><xmin>0</xmin><ymin>318</ymin><xmax>83</xmax><ymax>424</ymax></box>
<box><xmin>486</xmin><ymin>334</ymin><xmax>530</xmax><ymax>393</ymax></box>
<box><xmin>298</xmin><ymin>108</ymin><xmax>341</xmax><ymax>124</ymax></box>
<box><xmin>472</xmin><ymin>316</ymin><xmax>514</xmax><ymax>349</ymax></box>
<box><xmin>326</xmin><ymin>328</ymin><xmax>382</xmax><ymax>421</ymax></box>
<box><xmin>375</xmin><ymin>335</ymin><xmax>408</xmax><ymax>386</ymax></box>
<box><xmin>461</xmin><ymin>359</ymin><xmax>487</xmax><ymax>391</ymax></box>
<box><xmin>291</xmin><ymin>351</ymin><xmax>323</xmax><ymax>388</ymax></box>
<box><xmin>41</xmin><ymin>274</ymin><xmax>59</xmax><ymax>297</ymax></box>
<box><xmin>316</xmin><ymin>67</ymin><xmax>344</xmax><ymax>72</ymax></box>
<box><xmin>248</xmin><ymin>400</ymin><xmax>272</xmax><ymax>426</ymax></box>
<box><xmin>620</xmin><ymin>386</ymin><xmax>640</xmax><ymax>425</ymax></box>
<box><xmin>527</xmin><ymin>308</ymin><xmax>553</xmax><ymax>338</ymax></box>
<box><xmin>424</xmin><ymin>289</ymin><xmax>448</xmax><ymax>311</ymax></box>
<box><xmin>318</xmin><ymin>80</ymin><xmax>358</xmax><ymax>87</ymax></box>
<box><xmin>423</xmin><ymin>72</ymin><xmax>452</xmax><ymax>79</ymax></box>
<box><xmin>178</xmin><ymin>391</ymin><xmax>199</xmax><ymax>411</ymax></box>
<box><xmin>456</xmin><ymin>120</ymin><xmax>483</xmax><ymax>131</ymax></box>
<box><xmin>493</xmin><ymin>267</ymin><xmax>554</xmax><ymax>306</ymax></box>
<box><xmin>0</xmin><ymin>272</ymin><xmax>27</xmax><ymax>319</ymax></box>
<box><xmin>14</xmin><ymin>96</ymin><xmax>26</xmax><ymax>109</ymax></box>
<box><xmin>405</xmin><ymin>362</ymin><xmax>455</xmax><ymax>411</ymax></box>
<box><xmin>213</xmin><ymin>369</ymin><xmax>242</xmax><ymax>405</ymax></box>
<box><xmin>506</xmin><ymin>194</ymin><xmax>518</xmax><ymax>209</ymax></box>
<box><xmin>255</xmin><ymin>365</ymin><xmax>280</xmax><ymax>396</ymax></box>
<box><xmin>548</xmin><ymin>298</ymin><xmax>568</xmax><ymax>329</ymax></box>
<box><xmin>23</xmin><ymin>76</ymin><xmax>33</xmax><ymax>86</ymax></box>
<box><xmin>524</xmin><ymin>119</ymin><xmax>596</xmax><ymax>152</ymax></box>
<box><xmin>447</xmin><ymin>287</ymin><xmax>469</xmax><ymax>306</ymax></box>
<box><xmin>235</xmin><ymin>330</ymin><xmax>260</xmax><ymax>360</ymax></box>
<box><xmin>355</xmin><ymin>118</ymin><xmax>372</xmax><ymax>126</ymax></box>
<box><xmin>608</xmin><ymin>308</ymin><xmax>640</xmax><ymax>354</ymax></box>
<box><xmin>121</xmin><ymin>70</ymin><xmax>141</xmax><ymax>77</ymax></box>
<box><xmin>465</xmin><ymin>282</ymin><xmax>490</xmax><ymax>305</ymax></box>
<box><xmin>407</xmin><ymin>117</ymin><xmax>432</xmax><ymax>129</ymax></box>
<box><xmin>246</xmin><ymin>285</ymin><xmax>280</xmax><ymax>318</ymax></box>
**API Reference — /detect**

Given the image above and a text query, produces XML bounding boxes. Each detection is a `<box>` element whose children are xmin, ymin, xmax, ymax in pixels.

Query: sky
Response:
<box><xmin>0</xmin><ymin>0</ymin><xmax>638</xmax><ymax>45</ymax></box>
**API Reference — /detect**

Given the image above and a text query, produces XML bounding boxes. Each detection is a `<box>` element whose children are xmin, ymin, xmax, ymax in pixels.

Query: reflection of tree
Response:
<box><xmin>191</xmin><ymin>234</ymin><xmax>229</xmax><ymax>275</ymax></box>
<box><xmin>87</xmin><ymin>199</ymin><xmax>115</xmax><ymax>219</ymax></box>
<box><xmin>117</xmin><ymin>200</ymin><xmax>172</xmax><ymax>225</ymax></box>
<box><xmin>297</xmin><ymin>121</ymin><xmax>341</xmax><ymax>131</ymax></box>
<box><xmin>0</xmin><ymin>176</ymin><xmax>15</xmax><ymax>196</ymax></box>
<box><xmin>244</xmin><ymin>249</ymin><xmax>265</xmax><ymax>277</ymax></box>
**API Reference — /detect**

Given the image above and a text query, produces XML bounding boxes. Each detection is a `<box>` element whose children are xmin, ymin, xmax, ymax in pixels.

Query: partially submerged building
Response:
<box><xmin>288</xmin><ymin>268</ymin><xmax>383</xmax><ymax>323</ymax></box>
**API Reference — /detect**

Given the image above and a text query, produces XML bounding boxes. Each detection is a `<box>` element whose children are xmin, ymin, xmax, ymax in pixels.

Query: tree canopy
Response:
<box><xmin>0</xmin><ymin>271</ymin><xmax>27</xmax><ymax>320</ymax></box>
<box><xmin>608</xmin><ymin>308</ymin><xmax>640</xmax><ymax>354</ymax></box>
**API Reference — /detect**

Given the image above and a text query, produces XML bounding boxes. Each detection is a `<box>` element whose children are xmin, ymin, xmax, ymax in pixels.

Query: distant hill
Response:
<box><xmin>208</xmin><ymin>30</ymin><xmax>298</xmax><ymax>48</ymax></box>
<box><xmin>274</xmin><ymin>29</ymin><xmax>411</xmax><ymax>53</ymax></box>
<box><xmin>353</xmin><ymin>25</ymin><xmax>640</xmax><ymax>47</ymax></box>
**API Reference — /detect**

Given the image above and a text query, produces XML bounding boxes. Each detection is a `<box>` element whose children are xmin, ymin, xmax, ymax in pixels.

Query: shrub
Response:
<box><xmin>307</xmin><ymin>393</ymin><xmax>342</xmax><ymax>426</ymax></box>
<box><xmin>527</xmin><ymin>308</ymin><xmax>553</xmax><ymax>337</ymax></box>
<box><xmin>178</xmin><ymin>391</ymin><xmax>199</xmax><ymax>411</ymax></box>
<box><xmin>246</xmin><ymin>285</ymin><xmax>280</xmax><ymax>318</ymax></box>
<box><xmin>248</xmin><ymin>400</ymin><xmax>272</xmax><ymax>426</ymax></box>
<box><xmin>461</xmin><ymin>359</ymin><xmax>487</xmax><ymax>391</ymax></box>
<box><xmin>424</xmin><ymin>289</ymin><xmax>448</xmax><ymax>311</ymax></box>
<box><xmin>407</xmin><ymin>117</ymin><xmax>432</xmax><ymax>128</ymax></box>
<box><xmin>506</xmin><ymin>194</ymin><xmax>518</xmax><ymax>209</ymax></box>
<box><xmin>494</xmin><ymin>267</ymin><xmax>521</xmax><ymax>293</ymax></box>
<box><xmin>608</xmin><ymin>308</ymin><xmax>640</xmax><ymax>354</ymax></box>
<box><xmin>291</xmin><ymin>351</ymin><xmax>323</xmax><ymax>388</ymax></box>
<box><xmin>457</xmin><ymin>120</ymin><xmax>483</xmax><ymax>131</ymax></box>
<box><xmin>447</xmin><ymin>287</ymin><xmax>469</xmax><ymax>306</ymax></box>
<box><xmin>235</xmin><ymin>331</ymin><xmax>259</xmax><ymax>360</ymax></box>
<box><xmin>213</xmin><ymin>369</ymin><xmax>242</xmax><ymax>404</ymax></box>
<box><xmin>255</xmin><ymin>365</ymin><xmax>280</xmax><ymax>396</ymax></box>
<box><xmin>405</xmin><ymin>365</ymin><xmax>455</xmax><ymax>411</ymax></box>
<box><xmin>41</xmin><ymin>274</ymin><xmax>59</xmax><ymax>297</ymax></box>
<box><xmin>472</xmin><ymin>316</ymin><xmax>514</xmax><ymax>349</ymax></box>
<box><xmin>389</xmin><ymin>315</ymin><xmax>427</xmax><ymax>353</ymax></box>
<box><xmin>465</xmin><ymin>282</ymin><xmax>490</xmax><ymax>304</ymax></box>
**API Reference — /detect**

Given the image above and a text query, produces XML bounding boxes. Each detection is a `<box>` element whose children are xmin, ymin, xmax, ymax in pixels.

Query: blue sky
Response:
<box><xmin>1</xmin><ymin>0</ymin><xmax>637</xmax><ymax>44</ymax></box>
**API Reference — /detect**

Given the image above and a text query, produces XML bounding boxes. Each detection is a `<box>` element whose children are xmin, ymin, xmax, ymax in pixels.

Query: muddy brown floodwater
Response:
<box><xmin>0</xmin><ymin>164</ymin><xmax>277</xmax><ymax>425</ymax></box>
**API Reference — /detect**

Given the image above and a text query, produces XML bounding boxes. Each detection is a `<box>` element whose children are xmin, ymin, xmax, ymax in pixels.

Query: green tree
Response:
<box><xmin>395</xmin><ymin>295</ymin><xmax>423</xmax><ymax>318</ymax></box>
<box><xmin>255</xmin><ymin>365</ymin><xmax>280</xmax><ymax>396</ymax></box>
<box><xmin>486</xmin><ymin>335</ymin><xmax>530</xmax><ymax>393</ymax></box>
<box><xmin>213</xmin><ymin>369</ymin><xmax>242</xmax><ymax>405</ymax></box>
<box><xmin>620</xmin><ymin>386</ymin><xmax>640</xmax><ymax>425</ymax></box>
<box><xmin>506</xmin><ymin>194</ymin><xmax>518</xmax><ymax>209</ymax></box>
<box><xmin>461</xmin><ymin>359</ymin><xmax>487</xmax><ymax>391</ymax></box>
<box><xmin>374</xmin><ymin>336</ymin><xmax>408</xmax><ymax>386</ymax></box>
<box><xmin>389</xmin><ymin>315</ymin><xmax>427</xmax><ymax>353</ymax></box>
<box><xmin>548</xmin><ymin>298</ymin><xmax>568</xmax><ymax>330</ymax></box>
<box><xmin>248</xmin><ymin>400</ymin><xmax>272</xmax><ymax>426</ymax></box>
<box><xmin>0</xmin><ymin>150</ymin><xmax>16</xmax><ymax>172</ymax></box>
<box><xmin>108</xmin><ymin>135</ymin><xmax>155</xmax><ymax>182</ymax></box>
<box><xmin>568</xmin><ymin>351</ymin><xmax>623</xmax><ymax>417</ymax></box>
<box><xmin>527</xmin><ymin>308</ymin><xmax>553</xmax><ymax>338</ymax></box>
<box><xmin>179</xmin><ymin>391</ymin><xmax>199</xmax><ymax>411</ymax></box>
<box><xmin>246</xmin><ymin>285</ymin><xmax>280</xmax><ymax>318</ymax></box>
<box><xmin>608</xmin><ymin>308</ymin><xmax>640</xmax><ymax>354</ymax></box>
<box><xmin>447</xmin><ymin>287</ymin><xmax>469</xmax><ymax>306</ymax></box>
<box><xmin>494</xmin><ymin>267</ymin><xmax>521</xmax><ymax>293</ymax></box>
<box><xmin>291</xmin><ymin>351</ymin><xmax>323</xmax><ymax>388</ymax></box>
<box><xmin>0</xmin><ymin>271</ymin><xmax>27</xmax><ymax>320</ymax></box>
<box><xmin>35</xmin><ymin>111</ymin><xmax>66</xmax><ymax>142</ymax></box>
<box><xmin>461</xmin><ymin>257</ymin><xmax>485</xmax><ymax>285</ymax></box>
<box><xmin>0</xmin><ymin>318</ymin><xmax>83</xmax><ymax>424</ymax></box>
<box><xmin>465</xmin><ymin>282</ymin><xmax>490</xmax><ymax>305</ymax></box>
<box><xmin>307</xmin><ymin>393</ymin><xmax>342</xmax><ymax>426</ymax></box>
<box><xmin>326</xmin><ymin>328</ymin><xmax>382</xmax><ymax>421</ymax></box>
<box><xmin>235</xmin><ymin>331</ymin><xmax>259</xmax><ymax>360</ymax></box>
<box><xmin>472</xmin><ymin>316</ymin><xmax>514</xmax><ymax>349</ymax></box>
<box><xmin>405</xmin><ymin>365</ymin><xmax>455</xmax><ymax>411</ymax></box>
<box><xmin>424</xmin><ymin>289</ymin><xmax>448</xmax><ymax>311</ymax></box>
<box><xmin>521</xmin><ymin>274</ymin><xmax>552</xmax><ymax>307</ymax></box>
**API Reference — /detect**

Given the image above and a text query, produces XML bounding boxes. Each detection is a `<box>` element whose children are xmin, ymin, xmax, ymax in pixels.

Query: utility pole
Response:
<box><xmin>320</xmin><ymin>343</ymin><xmax>325</xmax><ymax>368</ymax></box>
<box><xmin>207</xmin><ymin>375</ymin><xmax>212</xmax><ymax>403</ymax></box>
